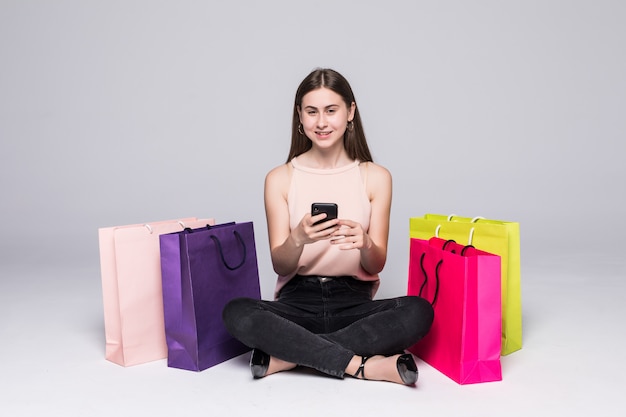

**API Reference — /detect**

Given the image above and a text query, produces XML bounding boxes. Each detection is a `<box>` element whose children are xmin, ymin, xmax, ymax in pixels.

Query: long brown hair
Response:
<box><xmin>286</xmin><ymin>68</ymin><xmax>373</xmax><ymax>163</ymax></box>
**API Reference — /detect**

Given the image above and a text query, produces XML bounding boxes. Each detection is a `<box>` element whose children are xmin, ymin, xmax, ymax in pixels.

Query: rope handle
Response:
<box><xmin>435</xmin><ymin>224</ymin><xmax>477</xmax><ymax>246</ymax></box>
<box><xmin>210</xmin><ymin>230</ymin><xmax>247</xmax><ymax>271</ymax></box>
<box><xmin>419</xmin><ymin>253</ymin><xmax>442</xmax><ymax>307</ymax></box>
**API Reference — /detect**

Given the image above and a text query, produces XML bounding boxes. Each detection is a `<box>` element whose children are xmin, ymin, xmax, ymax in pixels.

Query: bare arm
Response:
<box><xmin>359</xmin><ymin>163</ymin><xmax>392</xmax><ymax>274</ymax></box>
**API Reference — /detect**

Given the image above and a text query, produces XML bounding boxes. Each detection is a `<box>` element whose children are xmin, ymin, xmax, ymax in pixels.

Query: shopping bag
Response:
<box><xmin>159</xmin><ymin>221</ymin><xmax>261</xmax><ymax>371</ymax></box>
<box><xmin>407</xmin><ymin>237</ymin><xmax>502</xmax><ymax>384</ymax></box>
<box><xmin>98</xmin><ymin>217</ymin><xmax>215</xmax><ymax>366</ymax></box>
<box><xmin>410</xmin><ymin>214</ymin><xmax>522</xmax><ymax>355</ymax></box>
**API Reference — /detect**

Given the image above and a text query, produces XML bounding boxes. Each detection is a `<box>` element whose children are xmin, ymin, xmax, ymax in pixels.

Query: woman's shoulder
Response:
<box><xmin>265</xmin><ymin>162</ymin><xmax>293</xmax><ymax>189</ymax></box>
<box><xmin>360</xmin><ymin>161</ymin><xmax>392</xmax><ymax>182</ymax></box>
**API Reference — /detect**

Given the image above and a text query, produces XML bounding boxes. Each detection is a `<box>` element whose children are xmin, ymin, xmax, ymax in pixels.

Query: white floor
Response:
<box><xmin>1</xmin><ymin>250</ymin><xmax>624</xmax><ymax>417</ymax></box>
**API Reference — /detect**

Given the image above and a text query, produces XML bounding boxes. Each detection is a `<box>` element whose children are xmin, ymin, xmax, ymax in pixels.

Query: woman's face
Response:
<box><xmin>299</xmin><ymin>87</ymin><xmax>355</xmax><ymax>150</ymax></box>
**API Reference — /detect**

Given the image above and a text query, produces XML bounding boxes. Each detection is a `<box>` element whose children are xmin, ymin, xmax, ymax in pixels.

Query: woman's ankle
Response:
<box><xmin>348</xmin><ymin>354</ymin><xmax>407</xmax><ymax>384</ymax></box>
<box><xmin>266</xmin><ymin>356</ymin><xmax>297</xmax><ymax>376</ymax></box>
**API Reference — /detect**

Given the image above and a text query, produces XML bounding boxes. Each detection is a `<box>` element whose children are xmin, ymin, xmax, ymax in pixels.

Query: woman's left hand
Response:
<box><xmin>330</xmin><ymin>220</ymin><xmax>371</xmax><ymax>250</ymax></box>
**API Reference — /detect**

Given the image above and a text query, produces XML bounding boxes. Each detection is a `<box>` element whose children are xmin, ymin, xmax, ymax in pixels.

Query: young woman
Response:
<box><xmin>223</xmin><ymin>68</ymin><xmax>433</xmax><ymax>385</ymax></box>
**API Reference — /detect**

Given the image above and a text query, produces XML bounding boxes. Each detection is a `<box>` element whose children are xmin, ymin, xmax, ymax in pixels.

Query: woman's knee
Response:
<box><xmin>222</xmin><ymin>297</ymin><xmax>259</xmax><ymax>334</ymax></box>
<box><xmin>402</xmin><ymin>296</ymin><xmax>435</xmax><ymax>335</ymax></box>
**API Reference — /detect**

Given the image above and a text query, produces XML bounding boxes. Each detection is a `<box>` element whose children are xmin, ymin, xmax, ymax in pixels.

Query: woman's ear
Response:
<box><xmin>349</xmin><ymin>102</ymin><xmax>356</xmax><ymax>120</ymax></box>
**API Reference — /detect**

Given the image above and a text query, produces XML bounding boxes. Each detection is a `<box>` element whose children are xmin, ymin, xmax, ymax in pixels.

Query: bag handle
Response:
<box><xmin>442</xmin><ymin>239</ymin><xmax>456</xmax><ymax>253</ymax></box>
<box><xmin>445</xmin><ymin>214</ymin><xmax>484</xmax><ymax>223</ymax></box>
<box><xmin>441</xmin><ymin>238</ymin><xmax>476</xmax><ymax>256</ymax></box>
<box><xmin>461</xmin><ymin>245</ymin><xmax>476</xmax><ymax>256</ymax></box>
<box><xmin>435</xmin><ymin>221</ymin><xmax>479</xmax><ymax>246</ymax></box>
<box><xmin>419</xmin><ymin>253</ymin><xmax>442</xmax><ymax>307</ymax></box>
<box><xmin>210</xmin><ymin>231</ymin><xmax>247</xmax><ymax>271</ymax></box>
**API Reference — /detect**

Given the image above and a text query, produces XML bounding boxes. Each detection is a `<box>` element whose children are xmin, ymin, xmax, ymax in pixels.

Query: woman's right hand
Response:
<box><xmin>291</xmin><ymin>213</ymin><xmax>341</xmax><ymax>247</ymax></box>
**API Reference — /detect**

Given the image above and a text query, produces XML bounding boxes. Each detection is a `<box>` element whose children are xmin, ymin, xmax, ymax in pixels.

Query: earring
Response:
<box><xmin>298</xmin><ymin>123</ymin><xmax>304</xmax><ymax>135</ymax></box>
<box><xmin>347</xmin><ymin>120</ymin><xmax>354</xmax><ymax>132</ymax></box>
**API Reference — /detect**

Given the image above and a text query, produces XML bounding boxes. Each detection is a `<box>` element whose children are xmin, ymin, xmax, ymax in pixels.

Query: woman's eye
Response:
<box><xmin>307</xmin><ymin>111</ymin><xmax>317</xmax><ymax>115</ymax></box>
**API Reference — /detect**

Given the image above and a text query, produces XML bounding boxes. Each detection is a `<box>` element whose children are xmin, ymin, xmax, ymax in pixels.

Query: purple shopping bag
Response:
<box><xmin>159</xmin><ymin>221</ymin><xmax>261</xmax><ymax>371</ymax></box>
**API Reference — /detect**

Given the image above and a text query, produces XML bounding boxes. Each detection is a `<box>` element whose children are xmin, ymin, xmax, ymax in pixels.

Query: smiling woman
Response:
<box><xmin>221</xmin><ymin>68</ymin><xmax>435</xmax><ymax>386</ymax></box>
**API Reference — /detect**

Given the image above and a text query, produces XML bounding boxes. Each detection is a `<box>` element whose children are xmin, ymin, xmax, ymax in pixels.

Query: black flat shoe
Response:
<box><xmin>250</xmin><ymin>348</ymin><xmax>270</xmax><ymax>379</ymax></box>
<box><xmin>396</xmin><ymin>353</ymin><xmax>418</xmax><ymax>385</ymax></box>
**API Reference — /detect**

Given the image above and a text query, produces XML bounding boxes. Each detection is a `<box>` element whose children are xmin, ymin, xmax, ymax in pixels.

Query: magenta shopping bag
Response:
<box><xmin>160</xmin><ymin>221</ymin><xmax>261</xmax><ymax>371</ymax></box>
<box><xmin>407</xmin><ymin>237</ymin><xmax>502</xmax><ymax>384</ymax></box>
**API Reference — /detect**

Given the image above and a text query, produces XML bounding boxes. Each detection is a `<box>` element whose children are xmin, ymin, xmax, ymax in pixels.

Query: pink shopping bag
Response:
<box><xmin>407</xmin><ymin>237</ymin><xmax>502</xmax><ymax>384</ymax></box>
<box><xmin>98</xmin><ymin>217</ymin><xmax>214</xmax><ymax>366</ymax></box>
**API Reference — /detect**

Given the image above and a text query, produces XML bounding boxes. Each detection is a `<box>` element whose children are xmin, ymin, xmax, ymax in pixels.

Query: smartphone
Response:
<box><xmin>311</xmin><ymin>203</ymin><xmax>338</xmax><ymax>226</ymax></box>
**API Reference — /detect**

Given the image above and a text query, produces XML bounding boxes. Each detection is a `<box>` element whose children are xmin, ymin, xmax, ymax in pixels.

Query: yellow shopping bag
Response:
<box><xmin>409</xmin><ymin>214</ymin><xmax>522</xmax><ymax>355</ymax></box>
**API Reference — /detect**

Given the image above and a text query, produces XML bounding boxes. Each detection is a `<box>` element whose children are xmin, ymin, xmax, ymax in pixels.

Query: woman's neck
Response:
<box><xmin>298</xmin><ymin>148</ymin><xmax>352</xmax><ymax>169</ymax></box>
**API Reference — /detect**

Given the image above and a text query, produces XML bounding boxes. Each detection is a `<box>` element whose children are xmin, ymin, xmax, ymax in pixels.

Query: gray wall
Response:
<box><xmin>1</xmin><ymin>1</ymin><xmax>624</xmax><ymax>299</ymax></box>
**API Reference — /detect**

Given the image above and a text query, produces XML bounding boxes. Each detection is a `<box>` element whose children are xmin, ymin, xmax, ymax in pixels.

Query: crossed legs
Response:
<box><xmin>222</xmin><ymin>280</ymin><xmax>433</xmax><ymax>383</ymax></box>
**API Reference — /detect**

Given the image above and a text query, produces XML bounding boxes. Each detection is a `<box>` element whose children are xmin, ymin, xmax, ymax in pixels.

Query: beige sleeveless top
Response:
<box><xmin>274</xmin><ymin>157</ymin><xmax>380</xmax><ymax>298</ymax></box>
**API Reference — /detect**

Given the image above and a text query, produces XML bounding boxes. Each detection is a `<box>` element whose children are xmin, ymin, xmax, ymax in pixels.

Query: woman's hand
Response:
<box><xmin>329</xmin><ymin>219</ymin><xmax>371</xmax><ymax>250</ymax></box>
<box><xmin>291</xmin><ymin>213</ymin><xmax>341</xmax><ymax>247</ymax></box>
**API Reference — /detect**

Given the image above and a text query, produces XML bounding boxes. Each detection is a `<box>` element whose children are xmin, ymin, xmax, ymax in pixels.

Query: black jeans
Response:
<box><xmin>222</xmin><ymin>275</ymin><xmax>434</xmax><ymax>378</ymax></box>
